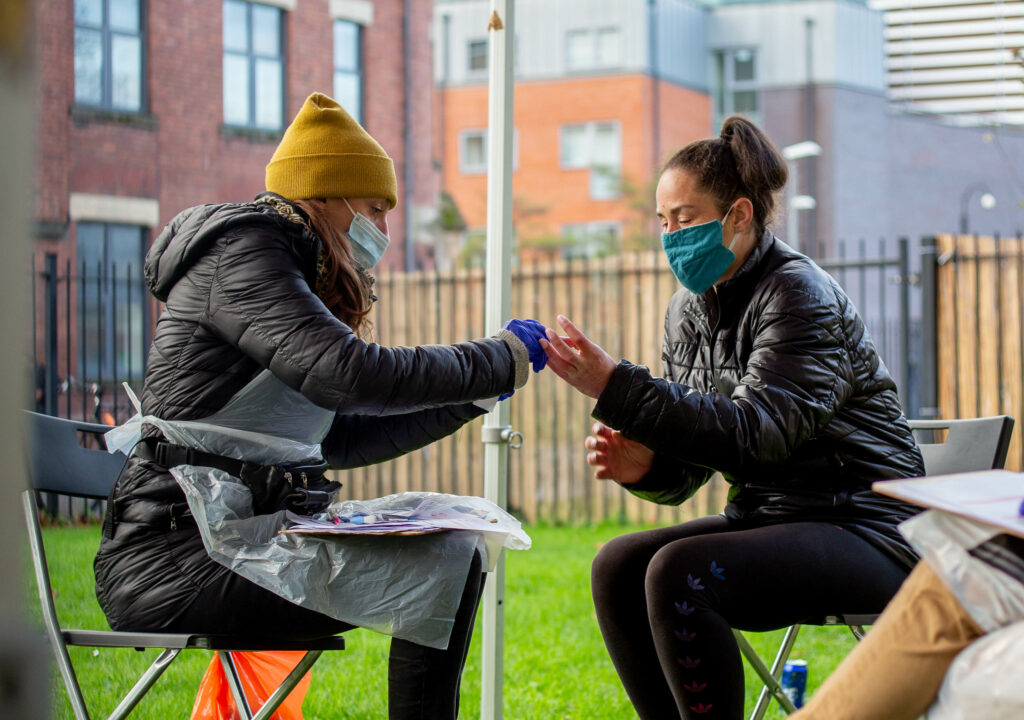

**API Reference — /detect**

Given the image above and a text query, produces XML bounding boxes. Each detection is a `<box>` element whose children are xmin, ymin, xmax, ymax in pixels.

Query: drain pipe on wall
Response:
<box><xmin>403</xmin><ymin>0</ymin><xmax>416</xmax><ymax>270</ymax></box>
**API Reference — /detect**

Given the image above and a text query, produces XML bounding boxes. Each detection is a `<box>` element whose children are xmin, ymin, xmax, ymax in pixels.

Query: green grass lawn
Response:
<box><xmin>34</xmin><ymin>522</ymin><xmax>859</xmax><ymax>719</ymax></box>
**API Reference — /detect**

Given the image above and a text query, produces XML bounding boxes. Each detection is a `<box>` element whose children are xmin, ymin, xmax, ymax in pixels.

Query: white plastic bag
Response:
<box><xmin>175</xmin><ymin>465</ymin><xmax>484</xmax><ymax>649</ymax></box>
<box><xmin>900</xmin><ymin>511</ymin><xmax>1024</xmax><ymax>632</ymax></box>
<box><xmin>108</xmin><ymin>370</ymin><xmax>531</xmax><ymax>649</ymax></box>
<box><xmin>927</xmin><ymin>621</ymin><xmax>1024</xmax><ymax>720</ymax></box>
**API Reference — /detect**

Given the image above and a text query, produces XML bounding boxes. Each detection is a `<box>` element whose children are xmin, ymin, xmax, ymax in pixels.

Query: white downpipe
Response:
<box><xmin>481</xmin><ymin>1</ymin><xmax>515</xmax><ymax>719</ymax></box>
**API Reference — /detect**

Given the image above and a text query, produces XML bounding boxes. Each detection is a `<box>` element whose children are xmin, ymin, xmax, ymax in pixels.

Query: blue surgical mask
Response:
<box><xmin>343</xmin><ymin>198</ymin><xmax>390</xmax><ymax>269</ymax></box>
<box><xmin>661</xmin><ymin>204</ymin><xmax>739</xmax><ymax>294</ymax></box>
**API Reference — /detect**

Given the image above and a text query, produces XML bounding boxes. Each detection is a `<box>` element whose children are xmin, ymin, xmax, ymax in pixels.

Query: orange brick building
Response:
<box><xmin>434</xmin><ymin>0</ymin><xmax>713</xmax><ymax>265</ymax></box>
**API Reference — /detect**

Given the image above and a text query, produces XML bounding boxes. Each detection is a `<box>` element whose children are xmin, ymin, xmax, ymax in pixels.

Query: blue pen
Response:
<box><xmin>1019</xmin><ymin>498</ymin><xmax>1024</xmax><ymax>517</ymax></box>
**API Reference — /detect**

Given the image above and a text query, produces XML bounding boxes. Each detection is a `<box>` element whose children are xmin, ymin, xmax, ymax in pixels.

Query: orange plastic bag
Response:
<box><xmin>190</xmin><ymin>651</ymin><xmax>312</xmax><ymax>720</ymax></box>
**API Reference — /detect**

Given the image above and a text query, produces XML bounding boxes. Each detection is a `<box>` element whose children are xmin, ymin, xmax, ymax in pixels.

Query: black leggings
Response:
<box><xmin>591</xmin><ymin>516</ymin><xmax>910</xmax><ymax>720</ymax></box>
<box><xmin>166</xmin><ymin>539</ymin><xmax>485</xmax><ymax>720</ymax></box>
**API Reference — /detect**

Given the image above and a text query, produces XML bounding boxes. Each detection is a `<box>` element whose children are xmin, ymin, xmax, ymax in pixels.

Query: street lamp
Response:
<box><xmin>782</xmin><ymin>140</ymin><xmax>822</xmax><ymax>252</ymax></box>
<box><xmin>959</xmin><ymin>183</ymin><xmax>996</xmax><ymax>235</ymax></box>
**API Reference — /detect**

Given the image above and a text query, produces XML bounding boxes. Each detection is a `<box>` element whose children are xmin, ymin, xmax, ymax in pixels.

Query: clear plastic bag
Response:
<box><xmin>900</xmin><ymin>511</ymin><xmax>1024</xmax><ymax>632</ymax></box>
<box><xmin>927</xmin><ymin>621</ymin><xmax>1024</xmax><ymax>720</ymax></box>
<box><xmin>175</xmin><ymin>465</ymin><xmax>484</xmax><ymax>649</ymax></box>
<box><xmin>108</xmin><ymin>370</ymin><xmax>530</xmax><ymax>650</ymax></box>
<box><xmin>322</xmin><ymin>492</ymin><xmax>531</xmax><ymax>571</ymax></box>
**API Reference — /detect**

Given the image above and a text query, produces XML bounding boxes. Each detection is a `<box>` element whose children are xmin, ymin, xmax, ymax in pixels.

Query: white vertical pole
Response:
<box><xmin>481</xmin><ymin>2</ymin><xmax>514</xmax><ymax>719</ymax></box>
<box><xmin>787</xmin><ymin>161</ymin><xmax>800</xmax><ymax>253</ymax></box>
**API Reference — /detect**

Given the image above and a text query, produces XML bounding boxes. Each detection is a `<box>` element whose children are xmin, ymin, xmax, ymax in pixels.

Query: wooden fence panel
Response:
<box><xmin>935</xmin><ymin>234</ymin><xmax>1023</xmax><ymax>471</ymax></box>
<box><xmin>327</xmin><ymin>252</ymin><xmax>733</xmax><ymax>524</ymax></box>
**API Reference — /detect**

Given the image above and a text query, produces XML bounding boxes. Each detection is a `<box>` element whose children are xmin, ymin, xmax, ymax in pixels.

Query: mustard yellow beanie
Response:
<box><xmin>265</xmin><ymin>92</ymin><xmax>398</xmax><ymax>208</ymax></box>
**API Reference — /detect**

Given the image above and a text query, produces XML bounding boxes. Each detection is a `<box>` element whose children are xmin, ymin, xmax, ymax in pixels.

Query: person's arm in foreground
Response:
<box><xmin>790</xmin><ymin>561</ymin><xmax>983</xmax><ymax>720</ymax></box>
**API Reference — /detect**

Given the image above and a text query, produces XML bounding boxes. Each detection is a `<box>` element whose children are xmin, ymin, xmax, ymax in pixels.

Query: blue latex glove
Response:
<box><xmin>502</xmin><ymin>318</ymin><xmax>548</xmax><ymax>373</ymax></box>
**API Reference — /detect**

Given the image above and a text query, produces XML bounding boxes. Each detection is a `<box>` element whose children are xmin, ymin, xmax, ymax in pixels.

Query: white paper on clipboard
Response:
<box><xmin>873</xmin><ymin>470</ymin><xmax>1024</xmax><ymax>539</ymax></box>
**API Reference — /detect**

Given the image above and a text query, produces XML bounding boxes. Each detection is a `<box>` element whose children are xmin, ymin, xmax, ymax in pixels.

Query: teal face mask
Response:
<box><xmin>661</xmin><ymin>204</ymin><xmax>739</xmax><ymax>294</ymax></box>
<box><xmin>343</xmin><ymin>198</ymin><xmax>390</xmax><ymax>269</ymax></box>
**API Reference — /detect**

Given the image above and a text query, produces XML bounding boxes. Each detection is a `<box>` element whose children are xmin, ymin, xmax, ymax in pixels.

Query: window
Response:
<box><xmin>74</xmin><ymin>0</ymin><xmax>144</xmax><ymax>111</ymax></box>
<box><xmin>566</xmin><ymin>27</ymin><xmax>621</xmax><ymax>71</ymax></box>
<box><xmin>559</xmin><ymin>122</ymin><xmax>621</xmax><ymax>200</ymax></box>
<box><xmin>713</xmin><ymin>48</ymin><xmax>760</xmax><ymax>127</ymax></box>
<box><xmin>76</xmin><ymin>222</ymin><xmax>148</xmax><ymax>382</ymax></box>
<box><xmin>460</xmin><ymin>131</ymin><xmax>487</xmax><ymax>174</ymax></box>
<box><xmin>596</xmin><ymin>28</ymin><xmax>622</xmax><ymax>68</ymax></box>
<box><xmin>468</xmin><ymin>39</ymin><xmax>487</xmax><ymax>72</ymax></box>
<box><xmin>459</xmin><ymin>129</ymin><xmax>519</xmax><ymax>175</ymax></box>
<box><xmin>562</xmin><ymin>222</ymin><xmax>621</xmax><ymax>259</ymax></box>
<box><xmin>334</xmin><ymin>19</ymin><xmax>363</xmax><ymax>123</ymax></box>
<box><xmin>223</xmin><ymin>0</ymin><xmax>284</xmax><ymax>131</ymax></box>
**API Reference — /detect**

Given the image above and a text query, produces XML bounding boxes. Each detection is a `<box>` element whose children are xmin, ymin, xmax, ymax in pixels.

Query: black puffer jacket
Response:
<box><xmin>594</xmin><ymin>232</ymin><xmax>924</xmax><ymax>570</ymax></box>
<box><xmin>94</xmin><ymin>196</ymin><xmax>523</xmax><ymax>630</ymax></box>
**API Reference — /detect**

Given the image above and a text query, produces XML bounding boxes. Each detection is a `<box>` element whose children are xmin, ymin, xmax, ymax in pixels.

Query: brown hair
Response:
<box><xmin>662</xmin><ymin>115</ymin><xmax>788</xmax><ymax>236</ymax></box>
<box><xmin>292</xmin><ymin>198</ymin><xmax>373</xmax><ymax>337</ymax></box>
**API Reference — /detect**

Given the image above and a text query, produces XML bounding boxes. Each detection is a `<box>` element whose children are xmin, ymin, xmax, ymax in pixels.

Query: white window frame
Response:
<box><xmin>565</xmin><ymin>27</ymin><xmax>622</xmax><ymax>72</ymax></box>
<box><xmin>459</xmin><ymin>128</ymin><xmax>519</xmax><ymax>175</ymax></box>
<box><xmin>558</xmin><ymin>121</ymin><xmax>622</xmax><ymax>200</ymax></box>
<box><xmin>713</xmin><ymin>47</ymin><xmax>761</xmax><ymax>127</ymax></box>
<box><xmin>468</xmin><ymin>38</ymin><xmax>488</xmax><ymax>73</ymax></box>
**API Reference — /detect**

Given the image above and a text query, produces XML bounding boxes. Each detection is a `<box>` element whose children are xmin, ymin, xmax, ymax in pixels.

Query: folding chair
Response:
<box><xmin>22</xmin><ymin>410</ymin><xmax>347</xmax><ymax>720</ymax></box>
<box><xmin>735</xmin><ymin>414</ymin><xmax>1016</xmax><ymax>719</ymax></box>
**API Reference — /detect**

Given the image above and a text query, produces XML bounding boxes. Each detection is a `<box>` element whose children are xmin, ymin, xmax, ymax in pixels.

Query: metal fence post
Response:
<box><xmin>44</xmin><ymin>253</ymin><xmax>58</xmax><ymax>417</ymax></box>
<box><xmin>898</xmin><ymin>237</ymin><xmax>911</xmax><ymax>412</ymax></box>
<box><xmin>918</xmin><ymin>236</ymin><xmax>939</xmax><ymax>419</ymax></box>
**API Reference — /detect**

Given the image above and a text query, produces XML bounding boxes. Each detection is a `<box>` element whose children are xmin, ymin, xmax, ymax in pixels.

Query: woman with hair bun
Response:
<box><xmin>542</xmin><ymin>116</ymin><xmax>924</xmax><ymax>719</ymax></box>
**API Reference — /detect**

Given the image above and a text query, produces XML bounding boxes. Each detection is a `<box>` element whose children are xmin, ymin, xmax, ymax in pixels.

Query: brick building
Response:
<box><xmin>32</xmin><ymin>0</ymin><xmax>438</xmax><ymax>417</ymax></box>
<box><xmin>434</xmin><ymin>0</ymin><xmax>713</xmax><ymax>266</ymax></box>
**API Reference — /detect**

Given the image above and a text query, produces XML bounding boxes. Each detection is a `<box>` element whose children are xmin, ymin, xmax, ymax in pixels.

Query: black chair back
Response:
<box><xmin>23</xmin><ymin>410</ymin><xmax>128</xmax><ymax>499</ymax></box>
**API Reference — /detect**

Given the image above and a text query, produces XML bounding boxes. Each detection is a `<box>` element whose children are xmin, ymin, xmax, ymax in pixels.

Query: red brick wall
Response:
<box><xmin>34</xmin><ymin>0</ymin><xmax>436</xmax><ymax>268</ymax></box>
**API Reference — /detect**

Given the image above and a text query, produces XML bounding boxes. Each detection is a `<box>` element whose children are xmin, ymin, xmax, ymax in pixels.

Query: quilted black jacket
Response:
<box><xmin>94</xmin><ymin>197</ymin><xmax>521</xmax><ymax>629</ymax></box>
<box><xmin>593</xmin><ymin>232</ymin><xmax>925</xmax><ymax>570</ymax></box>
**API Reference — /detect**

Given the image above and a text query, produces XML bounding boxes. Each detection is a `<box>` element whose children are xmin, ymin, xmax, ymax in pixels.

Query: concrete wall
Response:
<box><xmin>435</xmin><ymin>0</ymin><xmax>708</xmax><ymax>91</ymax></box>
<box><xmin>761</xmin><ymin>84</ymin><xmax>1024</xmax><ymax>249</ymax></box>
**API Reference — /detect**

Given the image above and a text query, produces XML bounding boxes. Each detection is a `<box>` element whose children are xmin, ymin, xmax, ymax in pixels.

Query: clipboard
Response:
<box><xmin>872</xmin><ymin>469</ymin><xmax>1024</xmax><ymax>540</ymax></box>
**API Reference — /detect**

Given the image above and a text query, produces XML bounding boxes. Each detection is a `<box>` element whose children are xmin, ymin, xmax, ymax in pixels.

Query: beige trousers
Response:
<box><xmin>790</xmin><ymin>562</ymin><xmax>984</xmax><ymax>720</ymax></box>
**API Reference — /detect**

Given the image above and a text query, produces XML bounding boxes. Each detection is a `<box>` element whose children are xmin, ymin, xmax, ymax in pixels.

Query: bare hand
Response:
<box><xmin>540</xmin><ymin>315</ymin><xmax>617</xmax><ymax>399</ymax></box>
<box><xmin>585</xmin><ymin>422</ymin><xmax>654</xmax><ymax>485</ymax></box>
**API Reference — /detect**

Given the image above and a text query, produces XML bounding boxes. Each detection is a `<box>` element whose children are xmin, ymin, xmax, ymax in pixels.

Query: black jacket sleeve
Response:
<box><xmin>619</xmin><ymin>452</ymin><xmax>714</xmax><ymax>506</ymax></box>
<box><xmin>322</xmin><ymin>403</ymin><xmax>486</xmax><ymax>469</ymax></box>
<box><xmin>207</xmin><ymin>228</ymin><xmax>518</xmax><ymax>414</ymax></box>
<box><xmin>593</xmin><ymin>281</ymin><xmax>854</xmax><ymax>475</ymax></box>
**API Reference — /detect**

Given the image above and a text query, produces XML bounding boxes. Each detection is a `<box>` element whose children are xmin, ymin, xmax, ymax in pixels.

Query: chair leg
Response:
<box><xmin>734</xmin><ymin>625</ymin><xmax>800</xmax><ymax>719</ymax></box>
<box><xmin>218</xmin><ymin>650</ymin><xmax>324</xmax><ymax>720</ymax></box>
<box><xmin>219</xmin><ymin>652</ymin><xmax>255</xmax><ymax>720</ymax></box>
<box><xmin>251</xmin><ymin>651</ymin><xmax>323</xmax><ymax>720</ymax></box>
<box><xmin>107</xmin><ymin>648</ymin><xmax>181</xmax><ymax>720</ymax></box>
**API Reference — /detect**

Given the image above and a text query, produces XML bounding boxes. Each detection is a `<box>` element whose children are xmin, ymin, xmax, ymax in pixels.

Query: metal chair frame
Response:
<box><xmin>23</xmin><ymin>410</ymin><xmax>346</xmax><ymax>720</ymax></box>
<box><xmin>736</xmin><ymin>415</ymin><xmax>1015</xmax><ymax>720</ymax></box>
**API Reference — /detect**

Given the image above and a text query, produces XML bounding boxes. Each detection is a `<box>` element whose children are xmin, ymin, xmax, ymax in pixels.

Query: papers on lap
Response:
<box><xmin>282</xmin><ymin>492</ymin><xmax>529</xmax><ymax>543</ymax></box>
<box><xmin>873</xmin><ymin>470</ymin><xmax>1024</xmax><ymax>540</ymax></box>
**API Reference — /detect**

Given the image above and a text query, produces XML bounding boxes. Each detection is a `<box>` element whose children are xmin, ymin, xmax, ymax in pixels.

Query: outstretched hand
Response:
<box><xmin>585</xmin><ymin>422</ymin><xmax>654</xmax><ymax>485</ymax></box>
<box><xmin>540</xmin><ymin>315</ymin><xmax>616</xmax><ymax>399</ymax></box>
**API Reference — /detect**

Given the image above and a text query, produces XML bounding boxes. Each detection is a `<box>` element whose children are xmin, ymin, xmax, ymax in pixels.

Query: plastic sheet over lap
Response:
<box><xmin>174</xmin><ymin>464</ymin><xmax>479</xmax><ymax>650</ymax></box>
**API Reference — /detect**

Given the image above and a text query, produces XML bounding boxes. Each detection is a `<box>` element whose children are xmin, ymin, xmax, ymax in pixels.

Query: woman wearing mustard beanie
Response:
<box><xmin>94</xmin><ymin>92</ymin><xmax>548</xmax><ymax>719</ymax></box>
